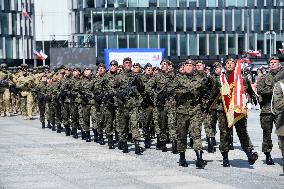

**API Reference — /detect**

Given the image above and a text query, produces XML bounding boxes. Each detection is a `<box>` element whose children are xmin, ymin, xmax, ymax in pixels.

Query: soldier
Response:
<box><xmin>0</xmin><ymin>63</ymin><xmax>11</xmax><ymax>117</ymax></box>
<box><xmin>210</xmin><ymin>58</ymin><xmax>258</xmax><ymax>167</ymax></box>
<box><xmin>257</xmin><ymin>56</ymin><xmax>281</xmax><ymax>165</ymax></box>
<box><xmin>271</xmin><ymin>79</ymin><xmax>284</xmax><ymax>173</ymax></box>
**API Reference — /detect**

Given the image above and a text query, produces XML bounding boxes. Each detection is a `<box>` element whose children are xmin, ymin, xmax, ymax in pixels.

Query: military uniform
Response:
<box><xmin>34</xmin><ymin>78</ymin><xmax>47</xmax><ymax>127</ymax></box>
<box><xmin>0</xmin><ymin>64</ymin><xmax>11</xmax><ymax>116</ymax></box>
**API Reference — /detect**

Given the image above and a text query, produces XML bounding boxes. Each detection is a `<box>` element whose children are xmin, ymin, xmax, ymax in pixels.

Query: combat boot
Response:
<box><xmin>156</xmin><ymin>135</ymin><xmax>161</xmax><ymax>150</ymax></box>
<box><xmin>81</xmin><ymin>131</ymin><xmax>86</xmax><ymax>140</ymax></box>
<box><xmin>134</xmin><ymin>141</ymin><xmax>143</xmax><ymax>155</ymax></box>
<box><xmin>107</xmin><ymin>135</ymin><xmax>115</xmax><ymax>149</ymax></box>
<box><xmin>144</xmin><ymin>137</ymin><xmax>151</xmax><ymax>149</ymax></box>
<box><xmin>246</xmin><ymin>148</ymin><xmax>258</xmax><ymax>165</ymax></box>
<box><xmin>52</xmin><ymin>124</ymin><xmax>56</xmax><ymax>131</ymax></box>
<box><xmin>221</xmin><ymin>151</ymin><xmax>230</xmax><ymax>167</ymax></box>
<box><xmin>47</xmin><ymin>121</ymin><xmax>51</xmax><ymax>129</ymax></box>
<box><xmin>99</xmin><ymin>133</ymin><xmax>105</xmax><ymax>145</ymax></box>
<box><xmin>264</xmin><ymin>152</ymin><xmax>275</xmax><ymax>165</ymax></box>
<box><xmin>56</xmin><ymin>124</ymin><xmax>62</xmax><ymax>133</ymax></box>
<box><xmin>179</xmin><ymin>152</ymin><xmax>188</xmax><ymax>167</ymax></box>
<box><xmin>115</xmin><ymin>130</ymin><xmax>119</xmax><ymax>143</ymax></box>
<box><xmin>172</xmin><ymin>140</ymin><xmax>178</xmax><ymax>154</ymax></box>
<box><xmin>72</xmin><ymin>128</ymin><xmax>78</xmax><ymax>139</ymax></box>
<box><xmin>195</xmin><ymin>150</ymin><xmax>207</xmax><ymax>168</ymax></box>
<box><xmin>150</xmin><ymin>127</ymin><xmax>155</xmax><ymax>139</ymax></box>
<box><xmin>189</xmin><ymin>138</ymin><xmax>194</xmax><ymax>148</ymax></box>
<box><xmin>85</xmin><ymin>131</ymin><xmax>91</xmax><ymax>142</ymax></box>
<box><xmin>122</xmin><ymin>142</ymin><xmax>129</xmax><ymax>153</ymax></box>
<box><xmin>41</xmin><ymin>122</ymin><xmax>45</xmax><ymax>129</ymax></box>
<box><xmin>65</xmin><ymin>126</ymin><xmax>71</xmax><ymax>136</ymax></box>
<box><xmin>161</xmin><ymin>141</ymin><xmax>167</xmax><ymax>152</ymax></box>
<box><xmin>92</xmin><ymin>129</ymin><xmax>98</xmax><ymax>143</ymax></box>
<box><xmin>127</xmin><ymin>133</ymin><xmax>133</xmax><ymax>142</ymax></box>
<box><xmin>207</xmin><ymin>137</ymin><xmax>216</xmax><ymax>153</ymax></box>
<box><xmin>118</xmin><ymin>140</ymin><xmax>123</xmax><ymax>150</ymax></box>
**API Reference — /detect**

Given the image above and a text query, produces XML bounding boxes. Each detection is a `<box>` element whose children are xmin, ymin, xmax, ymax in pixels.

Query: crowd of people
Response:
<box><xmin>0</xmin><ymin>56</ymin><xmax>283</xmax><ymax>173</ymax></box>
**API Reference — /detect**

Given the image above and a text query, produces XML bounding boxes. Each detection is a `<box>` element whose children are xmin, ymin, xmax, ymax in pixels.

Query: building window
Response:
<box><xmin>247</xmin><ymin>0</ymin><xmax>254</xmax><ymax>6</ymax></box>
<box><xmin>138</xmin><ymin>0</ymin><xmax>149</xmax><ymax>7</ymax></box>
<box><xmin>226</xmin><ymin>0</ymin><xmax>235</xmax><ymax>6</ymax></box>
<box><xmin>263</xmin><ymin>9</ymin><xmax>271</xmax><ymax>31</ymax></box>
<box><xmin>146</xmin><ymin>11</ymin><xmax>154</xmax><ymax>32</ymax></box>
<box><xmin>166</xmin><ymin>10</ymin><xmax>174</xmax><ymax>32</ymax></box>
<box><xmin>128</xmin><ymin>0</ymin><xmax>137</xmax><ymax>7</ymax></box>
<box><xmin>4</xmin><ymin>0</ymin><xmax>10</xmax><ymax>10</ymax></box>
<box><xmin>209</xmin><ymin>34</ymin><xmax>216</xmax><ymax>55</ymax></box>
<box><xmin>114</xmin><ymin>11</ymin><xmax>123</xmax><ymax>32</ymax></box>
<box><xmin>228</xmin><ymin>34</ymin><xmax>235</xmax><ymax>54</ymax></box>
<box><xmin>266</xmin><ymin>0</ymin><xmax>274</xmax><ymax>6</ymax></box>
<box><xmin>84</xmin><ymin>12</ymin><xmax>91</xmax><ymax>33</ymax></box>
<box><xmin>125</xmin><ymin>11</ymin><xmax>134</xmax><ymax>32</ymax></box>
<box><xmin>249</xmin><ymin>33</ymin><xmax>255</xmax><ymax>50</ymax></box>
<box><xmin>149</xmin><ymin>0</ymin><xmax>157</xmax><ymax>7</ymax></box>
<box><xmin>156</xmin><ymin>10</ymin><xmax>164</xmax><ymax>32</ymax></box>
<box><xmin>108</xmin><ymin>34</ymin><xmax>117</xmax><ymax>48</ymax></box>
<box><xmin>149</xmin><ymin>35</ymin><xmax>158</xmax><ymax>48</ymax></box>
<box><xmin>215</xmin><ymin>10</ymin><xmax>222</xmax><ymax>31</ymax></box>
<box><xmin>179</xmin><ymin>0</ymin><xmax>187</xmax><ymax>7</ymax></box>
<box><xmin>0</xmin><ymin>38</ymin><xmax>3</xmax><ymax>59</ymax></box>
<box><xmin>198</xmin><ymin>0</ymin><xmax>206</xmax><ymax>7</ymax></box>
<box><xmin>96</xmin><ymin>0</ymin><xmax>104</xmax><ymax>8</ymax></box>
<box><xmin>86</xmin><ymin>0</ymin><xmax>94</xmax><ymax>8</ymax></box>
<box><xmin>93</xmin><ymin>12</ymin><xmax>103</xmax><ymax>32</ymax></box>
<box><xmin>180</xmin><ymin>34</ymin><xmax>187</xmax><ymax>56</ymax></box>
<box><xmin>273</xmin><ymin>9</ymin><xmax>280</xmax><ymax>31</ymax></box>
<box><xmin>218</xmin><ymin>34</ymin><xmax>225</xmax><ymax>55</ymax></box>
<box><xmin>139</xmin><ymin>34</ymin><xmax>148</xmax><ymax>48</ymax></box>
<box><xmin>75</xmin><ymin>12</ymin><xmax>80</xmax><ymax>33</ymax></box>
<box><xmin>208</xmin><ymin>0</ymin><xmax>217</xmax><ymax>7</ymax></box>
<box><xmin>277</xmin><ymin>0</ymin><xmax>284</xmax><ymax>6</ymax></box>
<box><xmin>235</xmin><ymin>9</ymin><xmax>241</xmax><ymax>31</ymax></box>
<box><xmin>186</xmin><ymin>10</ymin><xmax>193</xmax><ymax>31</ymax></box>
<box><xmin>170</xmin><ymin>34</ymin><xmax>177</xmax><ymax>56</ymax></box>
<box><xmin>104</xmin><ymin>11</ymin><xmax>114</xmax><ymax>32</ymax></box>
<box><xmin>129</xmin><ymin>35</ymin><xmax>138</xmax><ymax>48</ymax></box>
<box><xmin>169</xmin><ymin>0</ymin><xmax>177</xmax><ymax>7</ymax></box>
<box><xmin>135</xmin><ymin>11</ymin><xmax>144</xmax><ymax>32</ymax></box>
<box><xmin>12</xmin><ymin>13</ymin><xmax>17</xmax><ymax>35</ymax></box>
<box><xmin>78</xmin><ymin>0</ymin><xmax>84</xmax><ymax>8</ymax></box>
<box><xmin>225</xmin><ymin>10</ymin><xmax>232</xmax><ymax>31</ymax></box>
<box><xmin>196</xmin><ymin>10</ymin><xmax>203</xmax><ymax>31</ymax></box>
<box><xmin>106</xmin><ymin>0</ymin><xmax>115</xmax><ymax>7</ymax></box>
<box><xmin>237</xmin><ymin>0</ymin><xmax>245</xmax><ymax>6</ymax></box>
<box><xmin>118</xmin><ymin>35</ymin><xmax>127</xmax><ymax>48</ymax></box>
<box><xmin>199</xmin><ymin>34</ymin><xmax>206</xmax><ymax>56</ymax></box>
<box><xmin>257</xmin><ymin>0</ymin><xmax>264</xmax><ymax>7</ymax></box>
<box><xmin>188</xmin><ymin>34</ymin><xmax>197</xmax><ymax>55</ymax></box>
<box><xmin>176</xmin><ymin>10</ymin><xmax>184</xmax><ymax>32</ymax></box>
<box><xmin>117</xmin><ymin>0</ymin><xmax>127</xmax><ymax>8</ymax></box>
<box><xmin>188</xmin><ymin>0</ymin><xmax>197</xmax><ymax>7</ymax></box>
<box><xmin>257</xmin><ymin>33</ymin><xmax>264</xmax><ymax>53</ymax></box>
<box><xmin>5</xmin><ymin>37</ymin><xmax>13</xmax><ymax>59</ymax></box>
<box><xmin>253</xmin><ymin>9</ymin><xmax>261</xmax><ymax>31</ymax></box>
<box><xmin>205</xmin><ymin>10</ymin><xmax>213</xmax><ymax>31</ymax></box>
<box><xmin>238</xmin><ymin>34</ymin><xmax>245</xmax><ymax>54</ymax></box>
<box><xmin>159</xmin><ymin>34</ymin><xmax>168</xmax><ymax>52</ymax></box>
<box><xmin>159</xmin><ymin>0</ymin><xmax>167</xmax><ymax>7</ymax></box>
<box><xmin>218</xmin><ymin>0</ymin><xmax>225</xmax><ymax>7</ymax></box>
<box><xmin>97</xmin><ymin>35</ymin><xmax>106</xmax><ymax>57</ymax></box>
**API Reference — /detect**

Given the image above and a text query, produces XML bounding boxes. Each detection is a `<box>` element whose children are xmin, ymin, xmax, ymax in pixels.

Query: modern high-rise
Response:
<box><xmin>0</xmin><ymin>0</ymin><xmax>34</xmax><ymax>65</ymax></box>
<box><xmin>70</xmin><ymin>0</ymin><xmax>284</xmax><ymax>63</ymax></box>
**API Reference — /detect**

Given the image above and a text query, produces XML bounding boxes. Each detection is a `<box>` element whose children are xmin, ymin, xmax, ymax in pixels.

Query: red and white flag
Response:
<box><xmin>22</xmin><ymin>9</ymin><xmax>32</xmax><ymax>21</ymax></box>
<box><xmin>33</xmin><ymin>50</ymin><xmax>48</xmax><ymax>60</ymax></box>
<box><xmin>246</xmin><ymin>50</ymin><xmax>261</xmax><ymax>57</ymax></box>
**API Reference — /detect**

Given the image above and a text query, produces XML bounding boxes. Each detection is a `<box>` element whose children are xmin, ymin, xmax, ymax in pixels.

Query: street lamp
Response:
<box><xmin>265</xmin><ymin>31</ymin><xmax>276</xmax><ymax>57</ymax></box>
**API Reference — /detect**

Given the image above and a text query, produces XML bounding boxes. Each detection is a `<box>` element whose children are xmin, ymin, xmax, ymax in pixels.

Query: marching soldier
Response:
<box><xmin>0</xmin><ymin>63</ymin><xmax>11</xmax><ymax>117</ymax></box>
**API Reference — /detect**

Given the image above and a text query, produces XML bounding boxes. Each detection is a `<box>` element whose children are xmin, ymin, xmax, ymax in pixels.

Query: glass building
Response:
<box><xmin>0</xmin><ymin>0</ymin><xmax>34</xmax><ymax>64</ymax></box>
<box><xmin>70</xmin><ymin>0</ymin><xmax>284</xmax><ymax>62</ymax></box>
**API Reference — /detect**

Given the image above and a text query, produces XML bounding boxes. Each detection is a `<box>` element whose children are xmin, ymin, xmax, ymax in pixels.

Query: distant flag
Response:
<box><xmin>22</xmin><ymin>8</ymin><xmax>32</xmax><ymax>21</ymax></box>
<box><xmin>33</xmin><ymin>50</ymin><xmax>48</xmax><ymax>60</ymax></box>
<box><xmin>245</xmin><ymin>50</ymin><xmax>261</xmax><ymax>57</ymax></box>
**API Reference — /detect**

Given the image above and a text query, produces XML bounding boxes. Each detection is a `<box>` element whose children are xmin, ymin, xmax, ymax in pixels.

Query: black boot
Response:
<box><xmin>229</xmin><ymin>142</ymin><xmax>234</xmax><ymax>150</ymax></box>
<box><xmin>161</xmin><ymin>141</ymin><xmax>167</xmax><ymax>152</ymax></box>
<box><xmin>92</xmin><ymin>129</ymin><xmax>98</xmax><ymax>143</ymax></box>
<box><xmin>115</xmin><ymin>130</ymin><xmax>119</xmax><ymax>143</ymax></box>
<box><xmin>189</xmin><ymin>138</ymin><xmax>194</xmax><ymax>148</ymax></box>
<box><xmin>156</xmin><ymin>135</ymin><xmax>161</xmax><ymax>150</ymax></box>
<box><xmin>172</xmin><ymin>140</ymin><xmax>178</xmax><ymax>154</ymax></box>
<box><xmin>127</xmin><ymin>133</ymin><xmax>133</xmax><ymax>142</ymax></box>
<box><xmin>195</xmin><ymin>150</ymin><xmax>207</xmax><ymax>168</ymax></box>
<box><xmin>65</xmin><ymin>126</ymin><xmax>71</xmax><ymax>136</ymax></box>
<box><xmin>212</xmin><ymin>137</ymin><xmax>217</xmax><ymax>146</ymax></box>
<box><xmin>47</xmin><ymin>121</ymin><xmax>51</xmax><ymax>129</ymax></box>
<box><xmin>264</xmin><ymin>152</ymin><xmax>275</xmax><ymax>165</ymax></box>
<box><xmin>144</xmin><ymin>138</ymin><xmax>151</xmax><ymax>149</ymax></box>
<box><xmin>150</xmin><ymin>127</ymin><xmax>155</xmax><ymax>139</ymax></box>
<box><xmin>81</xmin><ymin>131</ymin><xmax>86</xmax><ymax>140</ymax></box>
<box><xmin>52</xmin><ymin>124</ymin><xmax>56</xmax><ymax>131</ymax></box>
<box><xmin>56</xmin><ymin>124</ymin><xmax>62</xmax><ymax>133</ymax></box>
<box><xmin>221</xmin><ymin>151</ymin><xmax>230</xmax><ymax>167</ymax></box>
<box><xmin>41</xmin><ymin>122</ymin><xmax>45</xmax><ymax>129</ymax></box>
<box><xmin>86</xmin><ymin>131</ymin><xmax>91</xmax><ymax>142</ymax></box>
<box><xmin>99</xmin><ymin>133</ymin><xmax>105</xmax><ymax>145</ymax></box>
<box><xmin>73</xmin><ymin>128</ymin><xmax>78</xmax><ymax>139</ymax></box>
<box><xmin>246</xmin><ymin>148</ymin><xmax>258</xmax><ymax>165</ymax></box>
<box><xmin>118</xmin><ymin>140</ymin><xmax>123</xmax><ymax>150</ymax></box>
<box><xmin>135</xmin><ymin>140</ymin><xmax>143</xmax><ymax>155</ymax></box>
<box><xmin>122</xmin><ymin>142</ymin><xmax>129</xmax><ymax>153</ymax></box>
<box><xmin>107</xmin><ymin>135</ymin><xmax>115</xmax><ymax>149</ymax></box>
<box><xmin>207</xmin><ymin>137</ymin><xmax>215</xmax><ymax>153</ymax></box>
<box><xmin>179</xmin><ymin>152</ymin><xmax>188</xmax><ymax>167</ymax></box>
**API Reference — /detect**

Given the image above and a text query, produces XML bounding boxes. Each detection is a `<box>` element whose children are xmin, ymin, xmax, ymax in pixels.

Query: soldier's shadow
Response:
<box><xmin>229</xmin><ymin>159</ymin><xmax>255</xmax><ymax>169</ymax></box>
<box><xmin>269</xmin><ymin>158</ymin><xmax>283</xmax><ymax>166</ymax></box>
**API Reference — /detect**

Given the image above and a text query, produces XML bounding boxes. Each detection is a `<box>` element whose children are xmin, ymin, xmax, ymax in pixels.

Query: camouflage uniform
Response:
<box><xmin>34</xmin><ymin>80</ymin><xmax>47</xmax><ymax>125</ymax></box>
<box><xmin>0</xmin><ymin>65</ymin><xmax>10</xmax><ymax>116</ymax></box>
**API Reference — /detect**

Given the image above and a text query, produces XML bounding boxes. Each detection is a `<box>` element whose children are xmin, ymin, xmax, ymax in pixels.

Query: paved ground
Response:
<box><xmin>0</xmin><ymin>109</ymin><xmax>283</xmax><ymax>189</ymax></box>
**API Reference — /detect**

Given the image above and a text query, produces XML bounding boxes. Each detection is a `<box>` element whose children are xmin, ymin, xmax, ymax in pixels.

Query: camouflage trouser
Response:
<box><xmin>38</xmin><ymin>100</ymin><xmax>46</xmax><ymax>123</ymax></box>
<box><xmin>177</xmin><ymin>109</ymin><xmax>203</xmax><ymax>152</ymax></box>
<box><xmin>153</xmin><ymin>107</ymin><xmax>160</xmax><ymax>136</ymax></box>
<box><xmin>117</xmin><ymin>107</ymin><xmax>141</xmax><ymax>142</ymax></box>
<box><xmin>167</xmin><ymin>105</ymin><xmax>177</xmax><ymax>141</ymax></box>
<box><xmin>48</xmin><ymin>100</ymin><xmax>61</xmax><ymax>125</ymax></box>
<box><xmin>70</xmin><ymin>102</ymin><xmax>79</xmax><ymax>129</ymax></box>
<box><xmin>0</xmin><ymin>89</ymin><xmax>10</xmax><ymax>115</ymax></box>
<box><xmin>278</xmin><ymin>136</ymin><xmax>284</xmax><ymax>172</ymax></box>
<box><xmin>141</xmin><ymin>106</ymin><xmax>154</xmax><ymax>139</ymax></box>
<box><xmin>10</xmin><ymin>93</ymin><xmax>20</xmax><ymax>113</ymax></box>
<box><xmin>218</xmin><ymin>110</ymin><xmax>253</xmax><ymax>152</ymax></box>
<box><xmin>90</xmin><ymin>104</ymin><xmax>102</xmax><ymax>133</ymax></box>
<box><xmin>79</xmin><ymin>104</ymin><xmax>91</xmax><ymax>131</ymax></box>
<box><xmin>61</xmin><ymin>102</ymin><xmax>71</xmax><ymax>126</ymax></box>
<box><xmin>203</xmin><ymin>112</ymin><xmax>217</xmax><ymax>138</ymax></box>
<box><xmin>20</xmin><ymin>91</ymin><xmax>34</xmax><ymax>119</ymax></box>
<box><xmin>260</xmin><ymin>113</ymin><xmax>277</xmax><ymax>152</ymax></box>
<box><xmin>45</xmin><ymin>101</ymin><xmax>51</xmax><ymax>122</ymax></box>
<box><xmin>156</xmin><ymin>106</ymin><xmax>168</xmax><ymax>142</ymax></box>
<box><xmin>100</xmin><ymin>104</ymin><xmax>115</xmax><ymax>136</ymax></box>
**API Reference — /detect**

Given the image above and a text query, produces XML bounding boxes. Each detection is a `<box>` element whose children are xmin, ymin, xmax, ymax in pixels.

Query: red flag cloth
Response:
<box><xmin>22</xmin><ymin>10</ymin><xmax>28</xmax><ymax>17</ymax></box>
<box><xmin>33</xmin><ymin>50</ymin><xmax>48</xmax><ymax>60</ymax></box>
<box><xmin>220</xmin><ymin>59</ymin><xmax>247</xmax><ymax>128</ymax></box>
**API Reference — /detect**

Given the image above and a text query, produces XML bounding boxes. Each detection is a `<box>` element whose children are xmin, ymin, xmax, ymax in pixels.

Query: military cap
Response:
<box><xmin>123</xmin><ymin>57</ymin><xmax>132</xmax><ymax>63</ymax></box>
<box><xmin>160</xmin><ymin>59</ymin><xmax>172</xmax><ymax>65</ymax></box>
<box><xmin>144</xmin><ymin>63</ymin><xmax>152</xmax><ymax>70</ymax></box>
<box><xmin>110</xmin><ymin>60</ymin><xmax>118</xmax><ymax>66</ymax></box>
<box><xmin>0</xmin><ymin>63</ymin><xmax>7</xmax><ymax>68</ymax></box>
<box><xmin>195</xmin><ymin>60</ymin><xmax>205</xmax><ymax>65</ymax></box>
<box><xmin>98</xmin><ymin>63</ymin><xmax>106</xmax><ymax>68</ymax></box>
<box><xmin>17</xmin><ymin>66</ymin><xmax>22</xmax><ymax>69</ymax></box>
<box><xmin>213</xmin><ymin>62</ymin><xmax>221</xmax><ymax>68</ymax></box>
<box><xmin>84</xmin><ymin>66</ymin><xmax>93</xmax><ymax>71</ymax></box>
<box><xmin>184</xmin><ymin>59</ymin><xmax>195</xmax><ymax>66</ymax></box>
<box><xmin>177</xmin><ymin>62</ymin><xmax>185</xmax><ymax>69</ymax></box>
<box><xmin>73</xmin><ymin>67</ymin><xmax>81</xmax><ymax>72</ymax></box>
<box><xmin>21</xmin><ymin>64</ymin><xmax>28</xmax><ymax>68</ymax></box>
<box><xmin>118</xmin><ymin>65</ymin><xmax>124</xmax><ymax>69</ymax></box>
<box><xmin>27</xmin><ymin>68</ymin><xmax>33</xmax><ymax>72</ymax></box>
<box><xmin>133</xmin><ymin>63</ymin><xmax>142</xmax><ymax>68</ymax></box>
<box><xmin>267</xmin><ymin>56</ymin><xmax>280</xmax><ymax>63</ymax></box>
<box><xmin>152</xmin><ymin>66</ymin><xmax>160</xmax><ymax>71</ymax></box>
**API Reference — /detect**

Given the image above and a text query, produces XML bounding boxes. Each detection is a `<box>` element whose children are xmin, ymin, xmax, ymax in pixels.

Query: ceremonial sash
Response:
<box><xmin>220</xmin><ymin>59</ymin><xmax>247</xmax><ymax>128</ymax></box>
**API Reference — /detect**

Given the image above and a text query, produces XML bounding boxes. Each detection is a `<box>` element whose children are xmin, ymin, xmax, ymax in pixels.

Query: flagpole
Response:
<box><xmin>22</xmin><ymin>11</ymin><xmax>25</xmax><ymax>65</ymax></box>
<box><xmin>41</xmin><ymin>10</ymin><xmax>45</xmax><ymax>66</ymax></box>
